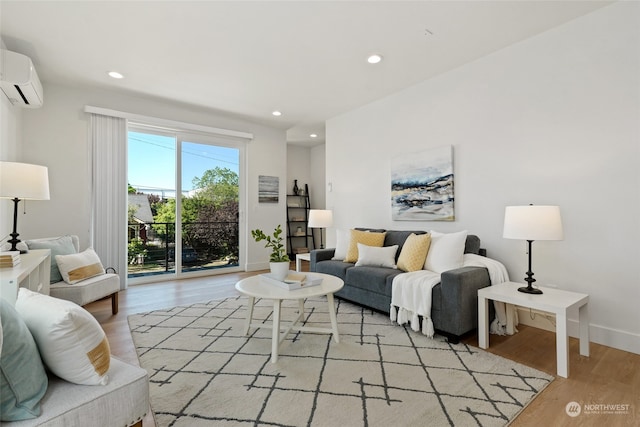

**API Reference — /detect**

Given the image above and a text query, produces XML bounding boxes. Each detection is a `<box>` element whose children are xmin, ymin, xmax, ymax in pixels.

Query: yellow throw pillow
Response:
<box><xmin>344</xmin><ymin>230</ymin><xmax>386</xmax><ymax>263</ymax></box>
<box><xmin>397</xmin><ymin>233</ymin><xmax>432</xmax><ymax>272</ymax></box>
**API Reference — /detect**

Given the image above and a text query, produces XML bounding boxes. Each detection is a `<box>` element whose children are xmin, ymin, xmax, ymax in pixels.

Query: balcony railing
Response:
<box><xmin>127</xmin><ymin>220</ymin><xmax>239</xmax><ymax>278</ymax></box>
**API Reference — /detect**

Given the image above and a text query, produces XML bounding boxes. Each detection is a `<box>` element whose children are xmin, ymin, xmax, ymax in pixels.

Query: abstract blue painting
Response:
<box><xmin>391</xmin><ymin>145</ymin><xmax>454</xmax><ymax>221</ymax></box>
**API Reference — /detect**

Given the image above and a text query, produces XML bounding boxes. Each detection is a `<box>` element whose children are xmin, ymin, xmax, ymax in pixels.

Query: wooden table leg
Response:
<box><xmin>478</xmin><ymin>294</ymin><xmax>489</xmax><ymax>349</ymax></box>
<box><xmin>271</xmin><ymin>299</ymin><xmax>282</xmax><ymax>363</ymax></box>
<box><xmin>327</xmin><ymin>293</ymin><xmax>340</xmax><ymax>343</ymax></box>
<box><xmin>556</xmin><ymin>310</ymin><xmax>569</xmax><ymax>378</ymax></box>
<box><xmin>242</xmin><ymin>296</ymin><xmax>255</xmax><ymax>335</ymax></box>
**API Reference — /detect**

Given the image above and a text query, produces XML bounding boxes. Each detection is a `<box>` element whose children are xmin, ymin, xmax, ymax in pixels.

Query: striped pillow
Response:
<box><xmin>55</xmin><ymin>248</ymin><xmax>105</xmax><ymax>284</ymax></box>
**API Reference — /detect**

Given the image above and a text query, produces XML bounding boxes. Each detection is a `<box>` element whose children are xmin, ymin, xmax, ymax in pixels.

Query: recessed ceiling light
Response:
<box><xmin>108</xmin><ymin>71</ymin><xmax>124</xmax><ymax>79</ymax></box>
<box><xmin>367</xmin><ymin>54</ymin><xmax>383</xmax><ymax>64</ymax></box>
<box><xmin>272</xmin><ymin>111</ymin><xmax>282</xmax><ymax>116</ymax></box>
<box><xmin>310</xmin><ymin>134</ymin><xmax>318</xmax><ymax>138</ymax></box>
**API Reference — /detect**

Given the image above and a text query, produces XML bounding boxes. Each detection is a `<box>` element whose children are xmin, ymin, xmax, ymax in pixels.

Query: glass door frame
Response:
<box><xmin>127</xmin><ymin>124</ymin><xmax>246</xmax><ymax>285</ymax></box>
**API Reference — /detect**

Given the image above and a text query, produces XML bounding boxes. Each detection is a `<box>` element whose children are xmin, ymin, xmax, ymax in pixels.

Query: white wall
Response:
<box><xmin>326</xmin><ymin>3</ymin><xmax>640</xmax><ymax>354</ymax></box>
<box><xmin>17</xmin><ymin>83</ymin><xmax>287</xmax><ymax>271</ymax></box>
<box><xmin>0</xmin><ymin>38</ymin><xmax>23</xmax><ymax>242</ymax></box>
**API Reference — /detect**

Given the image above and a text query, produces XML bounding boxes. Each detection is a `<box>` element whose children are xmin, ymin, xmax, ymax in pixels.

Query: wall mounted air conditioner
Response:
<box><xmin>0</xmin><ymin>49</ymin><xmax>43</xmax><ymax>108</ymax></box>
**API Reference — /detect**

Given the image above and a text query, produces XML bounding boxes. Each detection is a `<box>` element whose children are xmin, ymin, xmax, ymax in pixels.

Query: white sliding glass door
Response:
<box><xmin>127</xmin><ymin>128</ymin><xmax>243</xmax><ymax>283</ymax></box>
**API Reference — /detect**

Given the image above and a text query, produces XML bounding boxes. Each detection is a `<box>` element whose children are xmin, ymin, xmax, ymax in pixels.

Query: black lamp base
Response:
<box><xmin>519</xmin><ymin>240</ymin><xmax>543</xmax><ymax>294</ymax></box>
<box><xmin>518</xmin><ymin>285</ymin><xmax>543</xmax><ymax>294</ymax></box>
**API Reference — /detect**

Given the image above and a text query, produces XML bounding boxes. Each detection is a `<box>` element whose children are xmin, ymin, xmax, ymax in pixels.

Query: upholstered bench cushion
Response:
<box><xmin>6</xmin><ymin>357</ymin><xmax>149</xmax><ymax>427</ymax></box>
<box><xmin>49</xmin><ymin>273</ymin><xmax>119</xmax><ymax>307</ymax></box>
<box><xmin>314</xmin><ymin>260</ymin><xmax>353</xmax><ymax>281</ymax></box>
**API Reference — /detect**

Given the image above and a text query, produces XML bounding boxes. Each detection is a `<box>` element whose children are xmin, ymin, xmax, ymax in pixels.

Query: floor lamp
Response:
<box><xmin>308</xmin><ymin>209</ymin><xmax>333</xmax><ymax>250</ymax></box>
<box><xmin>0</xmin><ymin>162</ymin><xmax>50</xmax><ymax>252</ymax></box>
<box><xmin>503</xmin><ymin>205</ymin><xmax>563</xmax><ymax>294</ymax></box>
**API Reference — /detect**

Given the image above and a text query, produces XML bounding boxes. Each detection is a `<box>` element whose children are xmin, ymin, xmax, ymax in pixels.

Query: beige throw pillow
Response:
<box><xmin>15</xmin><ymin>288</ymin><xmax>111</xmax><ymax>386</ymax></box>
<box><xmin>56</xmin><ymin>248</ymin><xmax>105</xmax><ymax>284</ymax></box>
<box><xmin>397</xmin><ymin>233</ymin><xmax>432</xmax><ymax>272</ymax></box>
<box><xmin>344</xmin><ymin>230</ymin><xmax>386</xmax><ymax>263</ymax></box>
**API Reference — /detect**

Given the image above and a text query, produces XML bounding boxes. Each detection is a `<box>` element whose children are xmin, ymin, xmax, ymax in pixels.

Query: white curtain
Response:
<box><xmin>89</xmin><ymin>114</ymin><xmax>128</xmax><ymax>289</ymax></box>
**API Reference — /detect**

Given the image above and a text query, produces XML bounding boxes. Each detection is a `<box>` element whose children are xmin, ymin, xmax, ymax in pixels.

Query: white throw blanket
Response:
<box><xmin>390</xmin><ymin>270</ymin><xmax>441</xmax><ymax>336</ymax></box>
<box><xmin>390</xmin><ymin>254</ymin><xmax>518</xmax><ymax>337</ymax></box>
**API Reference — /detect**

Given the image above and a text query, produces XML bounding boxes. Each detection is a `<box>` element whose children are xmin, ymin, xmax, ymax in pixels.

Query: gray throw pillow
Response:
<box><xmin>0</xmin><ymin>299</ymin><xmax>48</xmax><ymax>421</ymax></box>
<box><xmin>26</xmin><ymin>235</ymin><xmax>77</xmax><ymax>283</ymax></box>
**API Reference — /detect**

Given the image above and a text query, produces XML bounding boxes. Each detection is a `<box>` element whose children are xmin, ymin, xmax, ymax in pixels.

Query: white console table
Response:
<box><xmin>0</xmin><ymin>249</ymin><xmax>51</xmax><ymax>305</ymax></box>
<box><xmin>478</xmin><ymin>281</ymin><xmax>589</xmax><ymax>378</ymax></box>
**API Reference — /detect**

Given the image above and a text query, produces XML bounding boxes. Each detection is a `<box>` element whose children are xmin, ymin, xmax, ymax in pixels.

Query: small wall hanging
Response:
<box><xmin>258</xmin><ymin>175</ymin><xmax>279</xmax><ymax>203</ymax></box>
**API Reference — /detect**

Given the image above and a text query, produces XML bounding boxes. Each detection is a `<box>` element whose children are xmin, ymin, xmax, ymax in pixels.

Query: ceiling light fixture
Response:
<box><xmin>310</xmin><ymin>134</ymin><xmax>317</xmax><ymax>138</ymax></box>
<box><xmin>108</xmin><ymin>71</ymin><xmax>124</xmax><ymax>79</ymax></box>
<box><xmin>367</xmin><ymin>54</ymin><xmax>383</xmax><ymax>64</ymax></box>
<box><xmin>272</xmin><ymin>111</ymin><xmax>282</xmax><ymax>117</ymax></box>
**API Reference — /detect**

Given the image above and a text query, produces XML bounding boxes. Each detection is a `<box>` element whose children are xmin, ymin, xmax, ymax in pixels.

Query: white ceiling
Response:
<box><xmin>0</xmin><ymin>1</ymin><xmax>612</xmax><ymax>146</ymax></box>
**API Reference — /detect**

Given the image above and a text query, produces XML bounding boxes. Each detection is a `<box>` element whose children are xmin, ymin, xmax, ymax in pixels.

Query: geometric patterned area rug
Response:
<box><xmin>128</xmin><ymin>296</ymin><xmax>553</xmax><ymax>427</ymax></box>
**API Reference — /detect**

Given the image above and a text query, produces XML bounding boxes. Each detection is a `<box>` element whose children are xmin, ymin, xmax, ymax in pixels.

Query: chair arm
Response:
<box><xmin>439</xmin><ymin>266</ymin><xmax>491</xmax><ymax>336</ymax></box>
<box><xmin>310</xmin><ymin>249</ymin><xmax>336</xmax><ymax>271</ymax></box>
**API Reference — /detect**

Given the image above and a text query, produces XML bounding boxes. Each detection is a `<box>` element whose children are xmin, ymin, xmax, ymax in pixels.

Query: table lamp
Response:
<box><xmin>0</xmin><ymin>161</ymin><xmax>50</xmax><ymax>252</ymax></box>
<box><xmin>503</xmin><ymin>205</ymin><xmax>563</xmax><ymax>294</ymax></box>
<box><xmin>308</xmin><ymin>209</ymin><xmax>333</xmax><ymax>250</ymax></box>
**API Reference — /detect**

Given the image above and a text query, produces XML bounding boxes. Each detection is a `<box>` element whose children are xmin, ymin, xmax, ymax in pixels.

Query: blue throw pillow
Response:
<box><xmin>0</xmin><ymin>298</ymin><xmax>48</xmax><ymax>421</ymax></box>
<box><xmin>26</xmin><ymin>236</ymin><xmax>77</xmax><ymax>283</ymax></box>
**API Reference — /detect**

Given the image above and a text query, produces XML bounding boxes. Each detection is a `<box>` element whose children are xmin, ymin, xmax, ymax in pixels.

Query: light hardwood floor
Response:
<box><xmin>88</xmin><ymin>267</ymin><xmax>639</xmax><ymax>427</ymax></box>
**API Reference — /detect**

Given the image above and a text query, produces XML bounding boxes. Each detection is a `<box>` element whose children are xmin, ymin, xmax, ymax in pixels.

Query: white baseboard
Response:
<box><xmin>245</xmin><ymin>262</ymin><xmax>268</xmax><ymax>272</ymax></box>
<box><xmin>515</xmin><ymin>307</ymin><xmax>640</xmax><ymax>355</ymax></box>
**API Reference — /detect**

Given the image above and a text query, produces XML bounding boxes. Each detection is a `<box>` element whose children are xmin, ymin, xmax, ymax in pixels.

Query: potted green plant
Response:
<box><xmin>251</xmin><ymin>224</ymin><xmax>290</xmax><ymax>281</ymax></box>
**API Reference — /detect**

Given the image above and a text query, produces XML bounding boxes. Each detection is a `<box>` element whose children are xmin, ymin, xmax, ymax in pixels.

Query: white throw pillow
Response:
<box><xmin>355</xmin><ymin>243</ymin><xmax>398</xmax><ymax>268</ymax></box>
<box><xmin>424</xmin><ymin>230</ymin><xmax>468</xmax><ymax>273</ymax></box>
<box><xmin>15</xmin><ymin>288</ymin><xmax>111</xmax><ymax>386</ymax></box>
<box><xmin>332</xmin><ymin>229</ymin><xmax>351</xmax><ymax>261</ymax></box>
<box><xmin>56</xmin><ymin>248</ymin><xmax>105</xmax><ymax>284</ymax></box>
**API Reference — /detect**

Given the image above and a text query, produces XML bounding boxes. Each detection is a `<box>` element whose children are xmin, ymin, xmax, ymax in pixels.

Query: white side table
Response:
<box><xmin>478</xmin><ymin>281</ymin><xmax>589</xmax><ymax>378</ymax></box>
<box><xmin>0</xmin><ymin>249</ymin><xmax>51</xmax><ymax>306</ymax></box>
<box><xmin>295</xmin><ymin>252</ymin><xmax>311</xmax><ymax>272</ymax></box>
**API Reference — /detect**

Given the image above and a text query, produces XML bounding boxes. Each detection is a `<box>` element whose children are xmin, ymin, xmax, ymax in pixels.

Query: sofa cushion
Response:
<box><xmin>424</xmin><ymin>230</ymin><xmax>468</xmax><ymax>273</ymax></box>
<box><xmin>0</xmin><ymin>299</ymin><xmax>48</xmax><ymax>422</ymax></box>
<box><xmin>26</xmin><ymin>235</ymin><xmax>77</xmax><ymax>283</ymax></box>
<box><xmin>15</xmin><ymin>357</ymin><xmax>149</xmax><ymax>427</ymax></box>
<box><xmin>397</xmin><ymin>233</ymin><xmax>432</xmax><ymax>272</ymax></box>
<box><xmin>345</xmin><ymin>266</ymin><xmax>404</xmax><ymax>295</ymax></box>
<box><xmin>49</xmin><ymin>273</ymin><xmax>120</xmax><ymax>307</ymax></box>
<box><xmin>344</xmin><ymin>230</ymin><xmax>386</xmax><ymax>263</ymax></box>
<box><xmin>355</xmin><ymin>243</ymin><xmax>398</xmax><ymax>268</ymax></box>
<box><xmin>56</xmin><ymin>248</ymin><xmax>106</xmax><ymax>284</ymax></box>
<box><xmin>15</xmin><ymin>288</ymin><xmax>111</xmax><ymax>386</ymax></box>
<box><xmin>314</xmin><ymin>260</ymin><xmax>353</xmax><ymax>281</ymax></box>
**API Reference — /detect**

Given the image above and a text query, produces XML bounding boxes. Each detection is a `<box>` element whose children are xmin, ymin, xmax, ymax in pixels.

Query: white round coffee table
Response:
<box><xmin>235</xmin><ymin>272</ymin><xmax>344</xmax><ymax>363</ymax></box>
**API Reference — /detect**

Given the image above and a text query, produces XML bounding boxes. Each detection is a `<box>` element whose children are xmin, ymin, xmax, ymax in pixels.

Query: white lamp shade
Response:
<box><xmin>503</xmin><ymin>205</ymin><xmax>563</xmax><ymax>241</ymax></box>
<box><xmin>308</xmin><ymin>209</ymin><xmax>333</xmax><ymax>228</ymax></box>
<box><xmin>0</xmin><ymin>161</ymin><xmax>50</xmax><ymax>200</ymax></box>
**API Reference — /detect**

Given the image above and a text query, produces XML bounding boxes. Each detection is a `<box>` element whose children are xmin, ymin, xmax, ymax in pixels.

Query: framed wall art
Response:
<box><xmin>258</xmin><ymin>175</ymin><xmax>279</xmax><ymax>203</ymax></box>
<box><xmin>391</xmin><ymin>145</ymin><xmax>454</xmax><ymax>221</ymax></box>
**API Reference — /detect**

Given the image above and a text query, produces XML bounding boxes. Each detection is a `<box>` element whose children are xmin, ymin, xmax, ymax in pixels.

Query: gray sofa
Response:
<box><xmin>310</xmin><ymin>229</ymin><xmax>491</xmax><ymax>343</ymax></box>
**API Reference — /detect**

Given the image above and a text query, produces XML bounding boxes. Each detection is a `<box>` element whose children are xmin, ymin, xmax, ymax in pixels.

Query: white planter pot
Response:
<box><xmin>269</xmin><ymin>261</ymin><xmax>289</xmax><ymax>281</ymax></box>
